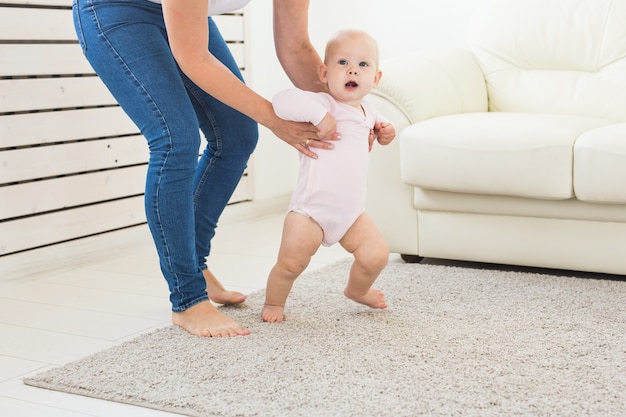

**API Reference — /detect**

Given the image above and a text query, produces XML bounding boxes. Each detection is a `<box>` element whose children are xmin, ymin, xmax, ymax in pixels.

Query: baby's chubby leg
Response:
<box><xmin>262</xmin><ymin>211</ymin><xmax>323</xmax><ymax>322</ymax></box>
<box><xmin>340</xmin><ymin>213</ymin><xmax>389</xmax><ymax>309</ymax></box>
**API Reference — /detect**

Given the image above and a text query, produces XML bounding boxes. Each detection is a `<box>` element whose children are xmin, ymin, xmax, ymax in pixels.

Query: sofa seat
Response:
<box><xmin>401</xmin><ymin>113</ymin><xmax>611</xmax><ymax>200</ymax></box>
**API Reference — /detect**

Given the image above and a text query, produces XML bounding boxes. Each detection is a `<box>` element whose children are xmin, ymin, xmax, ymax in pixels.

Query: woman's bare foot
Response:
<box><xmin>202</xmin><ymin>269</ymin><xmax>247</xmax><ymax>305</ymax></box>
<box><xmin>172</xmin><ymin>300</ymin><xmax>250</xmax><ymax>337</ymax></box>
<box><xmin>261</xmin><ymin>304</ymin><xmax>285</xmax><ymax>323</ymax></box>
<box><xmin>344</xmin><ymin>287</ymin><xmax>388</xmax><ymax>309</ymax></box>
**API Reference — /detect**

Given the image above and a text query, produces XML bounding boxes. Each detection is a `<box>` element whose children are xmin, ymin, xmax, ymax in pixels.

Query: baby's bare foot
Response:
<box><xmin>172</xmin><ymin>300</ymin><xmax>250</xmax><ymax>337</ymax></box>
<box><xmin>203</xmin><ymin>269</ymin><xmax>247</xmax><ymax>305</ymax></box>
<box><xmin>261</xmin><ymin>304</ymin><xmax>285</xmax><ymax>323</ymax></box>
<box><xmin>344</xmin><ymin>287</ymin><xmax>388</xmax><ymax>309</ymax></box>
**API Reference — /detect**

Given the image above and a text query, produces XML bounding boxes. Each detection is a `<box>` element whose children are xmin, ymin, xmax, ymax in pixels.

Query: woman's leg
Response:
<box><xmin>73</xmin><ymin>0</ymin><xmax>248</xmax><ymax>335</ymax></box>
<box><xmin>188</xmin><ymin>17</ymin><xmax>259</xmax><ymax>270</ymax></box>
<box><xmin>181</xmin><ymin>17</ymin><xmax>258</xmax><ymax>304</ymax></box>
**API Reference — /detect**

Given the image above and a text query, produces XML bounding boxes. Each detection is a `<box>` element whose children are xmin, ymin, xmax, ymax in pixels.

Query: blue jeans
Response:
<box><xmin>73</xmin><ymin>0</ymin><xmax>259</xmax><ymax>311</ymax></box>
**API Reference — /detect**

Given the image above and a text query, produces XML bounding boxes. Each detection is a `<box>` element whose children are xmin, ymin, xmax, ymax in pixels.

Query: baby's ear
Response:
<box><xmin>373</xmin><ymin>69</ymin><xmax>382</xmax><ymax>86</ymax></box>
<box><xmin>318</xmin><ymin>64</ymin><xmax>328</xmax><ymax>83</ymax></box>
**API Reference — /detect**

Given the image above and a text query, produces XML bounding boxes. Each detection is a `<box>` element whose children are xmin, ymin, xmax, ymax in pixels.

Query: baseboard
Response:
<box><xmin>0</xmin><ymin>196</ymin><xmax>290</xmax><ymax>284</ymax></box>
<box><xmin>0</xmin><ymin>225</ymin><xmax>152</xmax><ymax>284</ymax></box>
<box><xmin>219</xmin><ymin>194</ymin><xmax>289</xmax><ymax>224</ymax></box>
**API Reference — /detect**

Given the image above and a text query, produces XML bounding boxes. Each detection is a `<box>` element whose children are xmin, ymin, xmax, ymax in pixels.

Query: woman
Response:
<box><xmin>72</xmin><ymin>0</ymin><xmax>336</xmax><ymax>337</ymax></box>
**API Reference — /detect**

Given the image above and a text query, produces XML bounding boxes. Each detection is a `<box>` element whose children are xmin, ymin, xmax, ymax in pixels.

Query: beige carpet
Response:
<box><xmin>24</xmin><ymin>258</ymin><xmax>626</xmax><ymax>417</ymax></box>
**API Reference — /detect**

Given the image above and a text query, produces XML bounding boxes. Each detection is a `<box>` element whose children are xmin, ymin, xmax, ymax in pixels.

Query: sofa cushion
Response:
<box><xmin>373</xmin><ymin>48</ymin><xmax>488</xmax><ymax>125</ymax></box>
<box><xmin>467</xmin><ymin>0</ymin><xmax>626</xmax><ymax>121</ymax></box>
<box><xmin>574</xmin><ymin>123</ymin><xmax>626</xmax><ymax>203</ymax></box>
<box><xmin>400</xmin><ymin>113</ymin><xmax>609</xmax><ymax>199</ymax></box>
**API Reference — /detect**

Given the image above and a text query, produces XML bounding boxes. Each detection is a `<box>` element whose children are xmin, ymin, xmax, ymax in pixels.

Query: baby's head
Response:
<box><xmin>320</xmin><ymin>29</ymin><xmax>382</xmax><ymax>107</ymax></box>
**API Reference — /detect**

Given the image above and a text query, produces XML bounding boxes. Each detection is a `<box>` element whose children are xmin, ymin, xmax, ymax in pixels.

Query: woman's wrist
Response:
<box><xmin>254</xmin><ymin>99</ymin><xmax>281</xmax><ymax>130</ymax></box>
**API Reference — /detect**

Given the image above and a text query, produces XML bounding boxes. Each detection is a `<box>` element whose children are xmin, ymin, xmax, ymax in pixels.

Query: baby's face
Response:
<box><xmin>320</xmin><ymin>34</ymin><xmax>382</xmax><ymax>108</ymax></box>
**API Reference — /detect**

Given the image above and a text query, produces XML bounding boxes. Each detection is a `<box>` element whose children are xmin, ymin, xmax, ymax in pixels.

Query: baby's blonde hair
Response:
<box><xmin>324</xmin><ymin>29</ymin><xmax>380</xmax><ymax>68</ymax></box>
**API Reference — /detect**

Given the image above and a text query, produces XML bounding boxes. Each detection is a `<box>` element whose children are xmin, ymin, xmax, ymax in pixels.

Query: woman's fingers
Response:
<box><xmin>272</xmin><ymin>119</ymin><xmax>339</xmax><ymax>158</ymax></box>
<box><xmin>297</xmin><ymin>141</ymin><xmax>318</xmax><ymax>158</ymax></box>
<box><xmin>305</xmin><ymin>137</ymin><xmax>335</xmax><ymax>150</ymax></box>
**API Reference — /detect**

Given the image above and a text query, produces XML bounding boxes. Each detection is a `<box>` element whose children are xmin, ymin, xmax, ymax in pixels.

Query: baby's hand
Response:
<box><xmin>368</xmin><ymin>122</ymin><xmax>396</xmax><ymax>151</ymax></box>
<box><xmin>375</xmin><ymin>122</ymin><xmax>396</xmax><ymax>145</ymax></box>
<box><xmin>315</xmin><ymin>113</ymin><xmax>337</xmax><ymax>140</ymax></box>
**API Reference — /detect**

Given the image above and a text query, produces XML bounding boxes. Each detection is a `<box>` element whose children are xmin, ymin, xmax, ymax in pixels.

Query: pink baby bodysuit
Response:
<box><xmin>273</xmin><ymin>88</ymin><xmax>387</xmax><ymax>246</ymax></box>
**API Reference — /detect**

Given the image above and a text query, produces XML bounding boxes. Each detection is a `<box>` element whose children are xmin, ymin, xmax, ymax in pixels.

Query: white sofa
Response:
<box><xmin>366</xmin><ymin>0</ymin><xmax>626</xmax><ymax>275</ymax></box>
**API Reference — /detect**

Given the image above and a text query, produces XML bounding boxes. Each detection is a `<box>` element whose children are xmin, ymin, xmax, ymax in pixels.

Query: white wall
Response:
<box><xmin>243</xmin><ymin>0</ymin><xmax>488</xmax><ymax>204</ymax></box>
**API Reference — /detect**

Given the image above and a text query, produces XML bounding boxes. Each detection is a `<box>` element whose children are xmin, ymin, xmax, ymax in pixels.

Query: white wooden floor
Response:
<box><xmin>0</xmin><ymin>208</ymin><xmax>358</xmax><ymax>417</ymax></box>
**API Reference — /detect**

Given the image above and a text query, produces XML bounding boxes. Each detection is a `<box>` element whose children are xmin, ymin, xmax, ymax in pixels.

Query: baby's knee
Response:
<box><xmin>373</xmin><ymin>249</ymin><xmax>390</xmax><ymax>271</ymax></box>
<box><xmin>277</xmin><ymin>258</ymin><xmax>308</xmax><ymax>280</ymax></box>
<box><xmin>357</xmin><ymin>247</ymin><xmax>389</xmax><ymax>274</ymax></box>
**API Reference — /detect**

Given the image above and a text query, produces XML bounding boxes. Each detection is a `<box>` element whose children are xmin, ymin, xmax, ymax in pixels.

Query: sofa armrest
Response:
<box><xmin>366</xmin><ymin>93</ymin><xmax>418</xmax><ymax>255</ymax></box>
<box><xmin>371</xmin><ymin>48</ymin><xmax>488</xmax><ymax>124</ymax></box>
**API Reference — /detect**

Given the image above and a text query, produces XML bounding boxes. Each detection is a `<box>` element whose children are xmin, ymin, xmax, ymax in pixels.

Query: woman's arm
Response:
<box><xmin>162</xmin><ymin>0</ymin><xmax>274</xmax><ymax>127</ymax></box>
<box><xmin>273</xmin><ymin>0</ymin><xmax>327</xmax><ymax>93</ymax></box>
<box><xmin>161</xmin><ymin>0</ymin><xmax>330</xmax><ymax>158</ymax></box>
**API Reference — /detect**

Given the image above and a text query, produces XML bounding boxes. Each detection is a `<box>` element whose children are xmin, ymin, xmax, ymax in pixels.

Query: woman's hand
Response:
<box><xmin>270</xmin><ymin>115</ymin><xmax>338</xmax><ymax>159</ymax></box>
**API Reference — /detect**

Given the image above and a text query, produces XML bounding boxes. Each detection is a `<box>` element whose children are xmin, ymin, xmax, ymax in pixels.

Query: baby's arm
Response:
<box><xmin>272</xmin><ymin>88</ymin><xmax>333</xmax><ymax>132</ymax></box>
<box><xmin>314</xmin><ymin>113</ymin><xmax>336</xmax><ymax>139</ymax></box>
<box><xmin>273</xmin><ymin>88</ymin><xmax>327</xmax><ymax>124</ymax></box>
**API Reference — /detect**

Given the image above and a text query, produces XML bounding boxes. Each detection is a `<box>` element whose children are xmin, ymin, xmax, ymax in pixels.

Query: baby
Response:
<box><xmin>262</xmin><ymin>29</ymin><xmax>396</xmax><ymax>322</ymax></box>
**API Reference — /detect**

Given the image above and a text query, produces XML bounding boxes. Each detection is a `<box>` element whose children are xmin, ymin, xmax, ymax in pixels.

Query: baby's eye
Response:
<box><xmin>359</xmin><ymin>61</ymin><xmax>369</xmax><ymax>67</ymax></box>
<box><xmin>338</xmin><ymin>59</ymin><xmax>348</xmax><ymax>65</ymax></box>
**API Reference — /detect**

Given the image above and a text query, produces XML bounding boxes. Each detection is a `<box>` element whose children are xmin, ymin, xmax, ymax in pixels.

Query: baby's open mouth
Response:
<box><xmin>345</xmin><ymin>81</ymin><xmax>358</xmax><ymax>88</ymax></box>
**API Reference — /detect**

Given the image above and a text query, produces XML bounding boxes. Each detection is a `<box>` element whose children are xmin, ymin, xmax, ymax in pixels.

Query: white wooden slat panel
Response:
<box><xmin>0</xmin><ymin>196</ymin><xmax>146</xmax><ymax>255</ymax></box>
<box><xmin>229</xmin><ymin>174</ymin><xmax>251</xmax><ymax>203</ymax></box>
<box><xmin>0</xmin><ymin>2</ymin><xmax>248</xmax><ymax>14</ymax></box>
<box><xmin>212</xmin><ymin>15</ymin><xmax>244</xmax><ymax>41</ymax></box>
<box><xmin>228</xmin><ymin>43</ymin><xmax>245</xmax><ymax>68</ymax></box>
<box><xmin>2</xmin><ymin>107</ymin><xmax>138</xmax><ymax>148</ymax></box>
<box><xmin>1</xmin><ymin>0</ymin><xmax>71</xmax><ymax>5</ymax></box>
<box><xmin>0</xmin><ymin>44</ymin><xmax>93</xmax><ymax>77</ymax></box>
<box><xmin>0</xmin><ymin>165</ymin><xmax>245</xmax><ymax>220</ymax></box>
<box><xmin>0</xmin><ymin>77</ymin><xmax>117</xmax><ymax>112</ymax></box>
<box><xmin>0</xmin><ymin>165</ymin><xmax>147</xmax><ymax>220</ymax></box>
<box><xmin>0</xmin><ymin>25</ymin><xmax>242</xmax><ymax>76</ymax></box>
<box><xmin>0</xmin><ymin>0</ymin><xmax>248</xmax><ymax>8</ymax></box>
<box><xmin>0</xmin><ymin>7</ymin><xmax>75</xmax><ymax>41</ymax></box>
<box><xmin>1</xmin><ymin>135</ymin><xmax>148</xmax><ymax>183</ymax></box>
